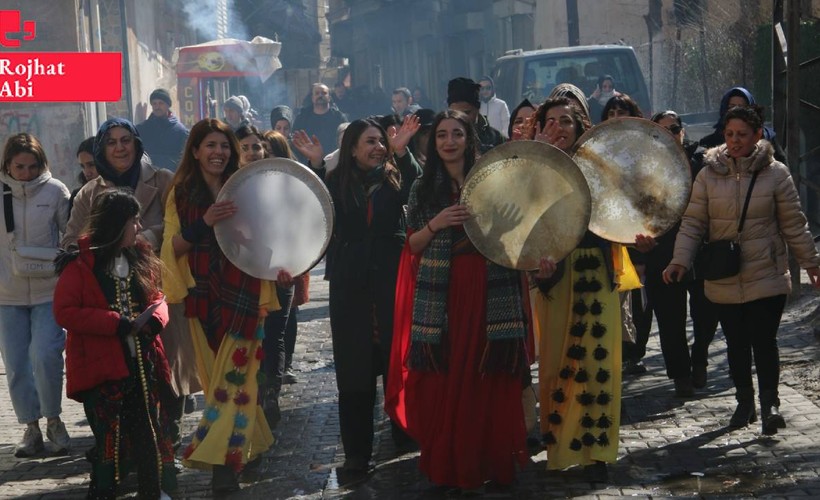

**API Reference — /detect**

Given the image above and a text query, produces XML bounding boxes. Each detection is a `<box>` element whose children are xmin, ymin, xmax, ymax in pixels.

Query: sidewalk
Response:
<box><xmin>1</xmin><ymin>267</ymin><xmax>819</xmax><ymax>498</ymax></box>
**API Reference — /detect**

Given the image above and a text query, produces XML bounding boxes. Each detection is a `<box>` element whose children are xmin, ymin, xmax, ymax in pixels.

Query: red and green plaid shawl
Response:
<box><xmin>177</xmin><ymin>190</ymin><xmax>261</xmax><ymax>353</ymax></box>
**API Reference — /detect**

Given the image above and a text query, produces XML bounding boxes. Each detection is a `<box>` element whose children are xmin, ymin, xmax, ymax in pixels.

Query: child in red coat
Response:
<box><xmin>54</xmin><ymin>189</ymin><xmax>174</xmax><ymax>499</ymax></box>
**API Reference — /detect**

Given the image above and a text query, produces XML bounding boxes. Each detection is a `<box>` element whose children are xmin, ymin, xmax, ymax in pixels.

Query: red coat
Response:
<box><xmin>53</xmin><ymin>237</ymin><xmax>170</xmax><ymax>401</ymax></box>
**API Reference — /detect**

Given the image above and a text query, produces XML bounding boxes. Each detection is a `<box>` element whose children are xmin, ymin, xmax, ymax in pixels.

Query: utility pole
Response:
<box><xmin>566</xmin><ymin>0</ymin><xmax>579</xmax><ymax>46</ymax></box>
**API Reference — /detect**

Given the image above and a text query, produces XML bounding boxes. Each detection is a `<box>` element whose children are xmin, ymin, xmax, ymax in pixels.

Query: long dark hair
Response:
<box><xmin>85</xmin><ymin>189</ymin><xmax>162</xmax><ymax>301</ymax></box>
<box><xmin>74</xmin><ymin>136</ymin><xmax>95</xmax><ymax>186</ymax></box>
<box><xmin>417</xmin><ymin>110</ymin><xmax>478</xmax><ymax>209</ymax></box>
<box><xmin>331</xmin><ymin>118</ymin><xmax>400</xmax><ymax>210</ymax></box>
<box><xmin>169</xmin><ymin>119</ymin><xmax>240</xmax><ymax>206</ymax></box>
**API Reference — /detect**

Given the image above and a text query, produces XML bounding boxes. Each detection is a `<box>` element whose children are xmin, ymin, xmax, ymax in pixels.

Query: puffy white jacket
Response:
<box><xmin>671</xmin><ymin>141</ymin><xmax>820</xmax><ymax>304</ymax></box>
<box><xmin>0</xmin><ymin>170</ymin><xmax>69</xmax><ymax>305</ymax></box>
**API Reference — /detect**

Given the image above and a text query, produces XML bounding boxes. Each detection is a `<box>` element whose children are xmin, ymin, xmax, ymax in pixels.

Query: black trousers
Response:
<box><xmin>647</xmin><ymin>278</ymin><xmax>719</xmax><ymax>379</ymax></box>
<box><xmin>262</xmin><ymin>284</ymin><xmax>295</xmax><ymax>394</ymax></box>
<box><xmin>717</xmin><ymin>294</ymin><xmax>786</xmax><ymax>392</ymax></box>
<box><xmin>330</xmin><ymin>267</ymin><xmax>404</xmax><ymax>462</ymax></box>
<box><xmin>284</xmin><ymin>306</ymin><xmax>298</xmax><ymax>370</ymax></box>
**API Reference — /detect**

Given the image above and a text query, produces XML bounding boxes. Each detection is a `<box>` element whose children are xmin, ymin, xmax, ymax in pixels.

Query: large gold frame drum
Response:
<box><xmin>460</xmin><ymin>140</ymin><xmax>591</xmax><ymax>271</ymax></box>
<box><xmin>214</xmin><ymin>158</ymin><xmax>334</xmax><ymax>280</ymax></box>
<box><xmin>573</xmin><ymin>117</ymin><xmax>692</xmax><ymax>243</ymax></box>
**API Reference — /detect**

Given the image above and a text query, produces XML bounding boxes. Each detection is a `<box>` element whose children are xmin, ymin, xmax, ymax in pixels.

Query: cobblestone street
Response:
<box><xmin>1</xmin><ymin>264</ymin><xmax>820</xmax><ymax>498</ymax></box>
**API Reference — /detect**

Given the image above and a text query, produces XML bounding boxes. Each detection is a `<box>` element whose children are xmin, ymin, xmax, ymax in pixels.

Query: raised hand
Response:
<box><xmin>292</xmin><ymin>130</ymin><xmax>324</xmax><ymax>167</ymax></box>
<box><xmin>389</xmin><ymin>114</ymin><xmax>421</xmax><ymax>155</ymax></box>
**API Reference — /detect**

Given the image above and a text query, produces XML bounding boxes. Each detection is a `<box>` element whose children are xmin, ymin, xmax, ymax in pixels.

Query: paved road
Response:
<box><xmin>1</xmin><ymin>265</ymin><xmax>820</xmax><ymax>499</ymax></box>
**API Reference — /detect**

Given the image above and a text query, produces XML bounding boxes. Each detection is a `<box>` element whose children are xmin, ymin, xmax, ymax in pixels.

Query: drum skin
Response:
<box><xmin>460</xmin><ymin>141</ymin><xmax>591</xmax><ymax>271</ymax></box>
<box><xmin>573</xmin><ymin>117</ymin><xmax>692</xmax><ymax>243</ymax></box>
<box><xmin>214</xmin><ymin>158</ymin><xmax>334</xmax><ymax>279</ymax></box>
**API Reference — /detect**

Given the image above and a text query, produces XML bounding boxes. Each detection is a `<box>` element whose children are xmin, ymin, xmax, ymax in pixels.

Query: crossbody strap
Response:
<box><xmin>736</xmin><ymin>170</ymin><xmax>760</xmax><ymax>238</ymax></box>
<box><xmin>2</xmin><ymin>183</ymin><xmax>12</xmax><ymax>233</ymax></box>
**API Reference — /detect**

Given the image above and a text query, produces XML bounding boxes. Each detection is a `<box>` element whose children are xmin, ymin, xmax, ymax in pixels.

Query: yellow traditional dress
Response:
<box><xmin>532</xmin><ymin>237</ymin><xmax>639</xmax><ymax>470</ymax></box>
<box><xmin>161</xmin><ymin>188</ymin><xmax>278</xmax><ymax>471</ymax></box>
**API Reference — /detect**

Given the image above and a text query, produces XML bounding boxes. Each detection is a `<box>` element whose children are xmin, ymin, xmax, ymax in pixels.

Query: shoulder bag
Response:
<box><xmin>693</xmin><ymin>170</ymin><xmax>759</xmax><ymax>281</ymax></box>
<box><xmin>3</xmin><ymin>183</ymin><xmax>58</xmax><ymax>278</ymax></box>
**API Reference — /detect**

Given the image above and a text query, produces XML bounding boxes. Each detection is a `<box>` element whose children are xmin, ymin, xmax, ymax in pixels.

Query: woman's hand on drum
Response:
<box><xmin>429</xmin><ymin>204</ymin><xmax>471</xmax><ymax>231</ymax></box>
<box><xmin>203</xmin><ymin>200</ymin><xmax>238</xmax><ymax>226</ymax></box>
<box><xmin>662</xmin><ymin>264</ymin><xmax>687</xmax><ymax>284</ymax></box>
<box><xmin>389</xmin><ymin>114</ymin><xmax>421</xmax><ymax>156</ymax></box>
<box><xmin>634</xmin><ymin>234</ymin><xmax>657</xmax><ymax>253</ymax></box>
<box><xmin>292</xmin><ymin>130</ymin><xmax>324</xmax><ymax>167</ymax></box>
<box><xmin>276</xmin><ymin>269</ymin><xmax>295</xmax><ymax>288</ymax></box>
<box><xmin>534</xmin><ymin>257</ymin><xmax>557</xmax><ymax>280</ymax></box>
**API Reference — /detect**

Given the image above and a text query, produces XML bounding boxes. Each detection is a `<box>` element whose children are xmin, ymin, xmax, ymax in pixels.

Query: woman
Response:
<box><xmin>236</xmin><ymin>125</ymin><xmax>267</xmax><ymax>166</ymax></box>
<box><xmin>633</xmin><ymin>111</ymin><xmax>719</xmax><ymax>397</ymax></box>
<box><xmin>292</xmin><ymin>116</ymin><xmax>421</xmax><ymax>475</ymax></box>
<box><xmin>587</xmin><ymin>75</ymin><xmax>622</xmax><ymax>123</ymax></box>
<box><xmin>529</xmin><ymin>97</ymin><xmax>635</xmax><ymax>481</ymax></box>
<box><xmin>508</xmin><ymin>98</ymin><xmax>536</xmax><ymax>141</ymax></box>
<box><xmin>160</xmin><ymin>119</ymin><xmax>281</xmax><ymax>493</ymax></box>
<box><xmin>663</xmin><ymin>105</ymin><xmax>820</xmax><ymax>435</ymax></box>
<box><xmin>54</xmin><ymin>189</ymin><xmax>175</xmax><ymax>499</ymax></box>
<box><xmin>397</xmin><ymin>110</ymin><xmax>549</xmax><ymax>491</ymax></box>
<box><xmin>0</xmin><ymin>133</ymin><xmax>71</xmax><ymax>458</ymax></box>
<box><xmin>69</xmin><ymin>136</ymin><xmax>98</xmax><ymax>213</ymax></box>
<box><xmin>600</xmin><ymin>94</ymin><xmax>643</xmax><ymax>123</ymax></box>
<box><xmin>63</xmin><ymin>118</ymin><xmax>172</xmax><ymax>249</ymax></box>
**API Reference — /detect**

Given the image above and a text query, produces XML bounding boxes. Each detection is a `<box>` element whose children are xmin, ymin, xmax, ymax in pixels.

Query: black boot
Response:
<box><xmin>729</xmin><ymin>387</ymin><xmax>757</xmax><ymax>428</ymax></box>
<box><xmin>760</xmin><ymin>389</ymin><xmax>786</xmax><ymax>435</ymax></box>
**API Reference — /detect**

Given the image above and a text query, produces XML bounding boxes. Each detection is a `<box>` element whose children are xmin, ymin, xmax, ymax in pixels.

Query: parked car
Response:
<box><xmin>491</xmin><ymin>45</ymin><xmax>651</xmax><ymax>118</ymax></box>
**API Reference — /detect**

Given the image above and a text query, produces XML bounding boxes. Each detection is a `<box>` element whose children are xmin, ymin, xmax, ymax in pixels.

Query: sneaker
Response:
<box><xmin>623</xmin><ymin>360</ymin><xmax>647</xmax><ymax>375</ymax></box>
<box><xmin>46</xmin><ymin>420</ymin><xmax>71</xmax><ymax>455</ymax></box>
<box><xmin>283</xmin><ymin>368</ymin><xmax>298</xmax><ymax>385</ymax></box>
<box><xmin>14</xmin><ymin>426</ymin><xmax>44</xmax><ymax>458</ymax></box>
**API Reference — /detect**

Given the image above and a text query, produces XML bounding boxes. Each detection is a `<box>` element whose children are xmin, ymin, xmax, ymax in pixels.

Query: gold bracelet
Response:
<box><xmin>426</xmin><ymin>222</ymin><xmax>437</xmax><ymax>234</ymax></box>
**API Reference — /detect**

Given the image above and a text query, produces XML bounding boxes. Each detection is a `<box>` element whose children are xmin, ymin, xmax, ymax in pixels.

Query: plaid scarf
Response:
<box><xmin>177</xmin><ymin>190</ymin><xmax>261</xmax><ymax>353</ymax></box>
<box><xmin>405</xmin><ymin>174</ymin><xmax>527</xmax><ymax>373</ymax></box>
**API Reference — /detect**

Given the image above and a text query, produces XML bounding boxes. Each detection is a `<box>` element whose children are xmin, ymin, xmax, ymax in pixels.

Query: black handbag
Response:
<box><xmin>693</xmin><ymin>170</ymin><xmax>759</xmax><ymax>281</ymax></box>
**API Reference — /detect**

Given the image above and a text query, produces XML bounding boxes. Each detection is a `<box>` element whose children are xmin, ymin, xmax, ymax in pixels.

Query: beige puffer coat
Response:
<box><xmin>671</xmin><ymin>141</ymin><xmax>819</xmax><ymax>304</ymax></box>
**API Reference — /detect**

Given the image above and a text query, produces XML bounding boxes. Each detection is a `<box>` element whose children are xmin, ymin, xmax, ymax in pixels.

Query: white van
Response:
<box><xmin>490</xmin><ymin>45</ymin><xmax>651</xmax><ymax>120</ymax></box>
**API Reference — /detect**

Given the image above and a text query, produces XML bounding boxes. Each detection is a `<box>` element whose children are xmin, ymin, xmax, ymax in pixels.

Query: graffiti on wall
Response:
<box><xmin>0</xmin><ymin>109</ymin><xmax>41</xmax><ymax>137</ymax></box>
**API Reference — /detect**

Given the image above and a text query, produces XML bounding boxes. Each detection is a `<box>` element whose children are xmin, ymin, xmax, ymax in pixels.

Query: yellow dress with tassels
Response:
<box><xmin>532</xmin><ymin>242</ymin><xmax>639</xmax><ymax>470</ymax></box>
<box><xmin>161</xmin><ymin>188</ymin><xmax>278</xmax><ymax>471</ymax></box>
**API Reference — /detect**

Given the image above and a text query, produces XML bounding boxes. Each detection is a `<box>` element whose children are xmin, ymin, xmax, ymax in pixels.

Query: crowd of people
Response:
<box><xmin>0</xmin><ymin>74</ymin><xmax>818</xmax><ymax>498</ymax></box>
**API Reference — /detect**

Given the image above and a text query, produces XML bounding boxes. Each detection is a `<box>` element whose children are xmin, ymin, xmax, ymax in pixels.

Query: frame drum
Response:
<box><xmin>573</xmin><ymin>117</ymin><xmax>692</xmax><ymax>243</ymax></box>
<box><xmin>214</xmin><ymin>158</ymin><xmax>334</xmax><ymax>280</ymax></box>
<box><xmin>460</xmin><ymin>140</ymin><xmax>591</xmax><ymax>271</ymax></box>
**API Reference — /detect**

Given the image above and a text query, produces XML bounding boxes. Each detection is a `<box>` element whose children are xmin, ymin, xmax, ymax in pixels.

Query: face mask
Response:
<box><xmin>597</xmin><ymin>90</ymin><xmax>616</xmax><ymax>106</ymax></box>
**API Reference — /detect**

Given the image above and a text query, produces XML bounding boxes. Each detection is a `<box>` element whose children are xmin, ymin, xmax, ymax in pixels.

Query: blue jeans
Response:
<box><xmin>0</xmin><ymin>303</ymin><xmax>66</xmax><ymax>423</ymax></box>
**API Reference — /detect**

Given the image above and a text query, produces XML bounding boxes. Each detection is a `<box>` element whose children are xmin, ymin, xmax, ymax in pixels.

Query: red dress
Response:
<box><xmin>390</xmin><ymin>234</ymin><xmax>527</xmax><ymax>489</ymax></box>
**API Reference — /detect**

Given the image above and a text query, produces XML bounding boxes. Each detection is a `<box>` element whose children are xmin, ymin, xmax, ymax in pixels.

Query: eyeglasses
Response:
<box><xmin>480</xmin><ymin>85</ymin><xmax>493</xmax><ymax>90</ymax></box>
<box><xmin>666</xmin><ymin>124</ymin><xmax>682</xmax><ymax>135</ymax></box>
<box><xmin>241</xmin><ymin>143</ymin><xmax>264</xmax><ymax>152</ymax></box>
